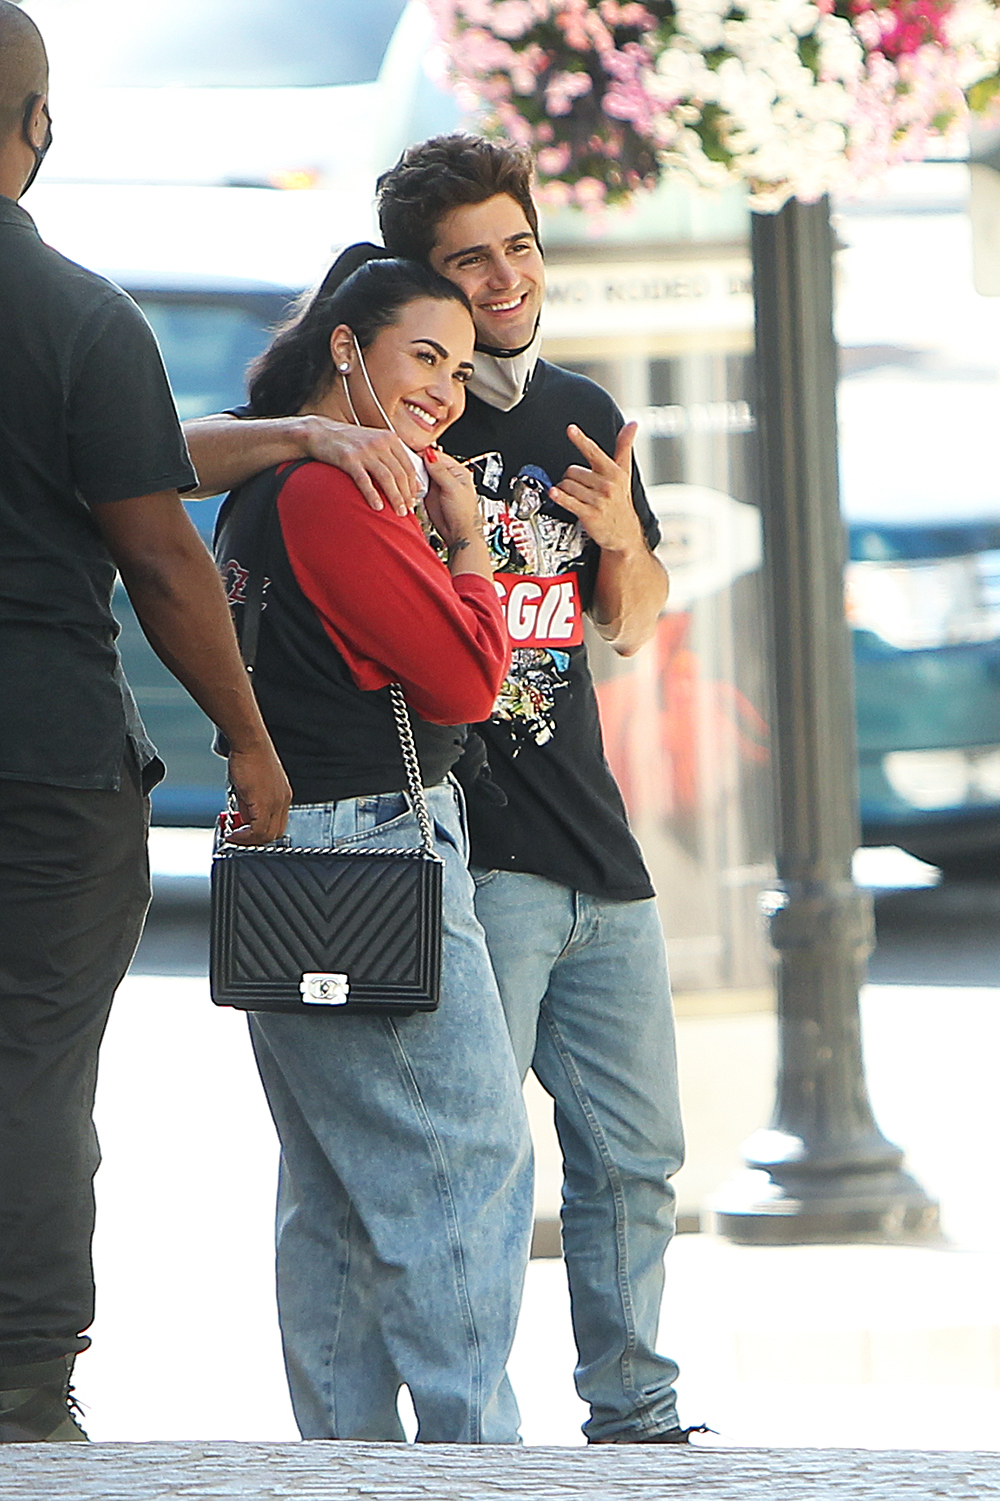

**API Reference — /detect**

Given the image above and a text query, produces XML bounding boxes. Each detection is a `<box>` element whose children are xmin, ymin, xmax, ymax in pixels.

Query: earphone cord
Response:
<box><xmin>341</xmin><ymin>335</ymin><xmax>398</xmax><ymax>437</ymax></box>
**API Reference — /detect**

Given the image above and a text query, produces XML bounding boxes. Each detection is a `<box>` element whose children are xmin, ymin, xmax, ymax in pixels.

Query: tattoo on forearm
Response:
<box><xmin>448</xmin><ymin>537</ymin><xmax>472</xmax><ymax>564</ymax></box>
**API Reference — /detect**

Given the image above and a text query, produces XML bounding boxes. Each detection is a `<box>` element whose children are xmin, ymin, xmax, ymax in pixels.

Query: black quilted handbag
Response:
<box><xmin>209</xmin><ymin>473</ymin><xmax>443</xmax><ymax>1016</ymax></box>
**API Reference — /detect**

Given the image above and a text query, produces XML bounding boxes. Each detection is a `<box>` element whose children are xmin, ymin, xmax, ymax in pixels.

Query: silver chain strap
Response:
<box><xmin>389</xmin><ymin>683</ymin><xmax>435</xmax><ymax>857</ymax></box>
<box><xmin>222</xmin><ymin>684</ymin><xmax>436</xmax><ymax>858</ymax></box>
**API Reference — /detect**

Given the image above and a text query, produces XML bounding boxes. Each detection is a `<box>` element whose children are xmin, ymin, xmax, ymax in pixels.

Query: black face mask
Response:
<box><xmin>21</xmin><ymin>95</ymin><xmax>53</xmax><ymax>196</ymax></box>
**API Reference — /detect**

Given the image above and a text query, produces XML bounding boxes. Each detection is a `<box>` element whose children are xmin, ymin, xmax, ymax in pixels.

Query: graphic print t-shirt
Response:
<box><xmin>442</xmin><ymin>360</ymin><xmax>659</xmax><ymax>901</ymax></box>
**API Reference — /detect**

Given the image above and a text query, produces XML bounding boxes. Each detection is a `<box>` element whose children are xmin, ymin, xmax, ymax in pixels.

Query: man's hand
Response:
<box><xmin>549</xmin><ymin>422</ymin><xmax>645</xmax><ymax>555</ymax></box>
<box><xmin>297</xmin><ymin>416</ymin><xmax>420</xmax><ymax>516</ymax></box>
<box><xmin>225</xmin><ymin>742</ymin><xmax>292</xmax><ymax>845</ymax></box>
<box><xmin>548</xmin><ymin>421</ymin><xmax>667</xmax><ymax>656</ymax></box>
<box><xmin>183</xmin><ymin>413</ymin><xmax>420</xmax><ymax>516</ymax></box>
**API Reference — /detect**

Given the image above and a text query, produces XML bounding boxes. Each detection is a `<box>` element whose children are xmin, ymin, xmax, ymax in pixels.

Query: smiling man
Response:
<box><xmin>184</xmin><ymin>133</ymin><xmax>691</xmax><ymax>1446</ymax></box>
<box><xmin>377</xmin><ymin>138</ymin><xmax>689</xmax><ymax>1448</ymax></box>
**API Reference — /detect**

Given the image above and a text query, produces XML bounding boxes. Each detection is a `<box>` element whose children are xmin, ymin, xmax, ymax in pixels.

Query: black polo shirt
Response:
<box><xmin>0</xmin><ymin>195</ymin><xmax>196</xmax><ymax>790</ymax></box>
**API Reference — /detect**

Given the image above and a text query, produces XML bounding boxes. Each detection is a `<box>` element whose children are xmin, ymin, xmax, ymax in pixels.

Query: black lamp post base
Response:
<box><xmin>716</xmin><ymin>195</ymin><xmax>939</xmax><ymax>1249</ymax></box>
<box><xmin>711</xmin><ymin>1167</ymin><xmax>940</xmax><ymax>1245</ymax></box>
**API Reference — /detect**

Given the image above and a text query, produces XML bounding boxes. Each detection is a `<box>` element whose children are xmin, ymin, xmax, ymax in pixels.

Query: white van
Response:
<box><xmin>22</xmin><ymin>0</ymin><xmax>456</xmax><ymax>194</ymax></box>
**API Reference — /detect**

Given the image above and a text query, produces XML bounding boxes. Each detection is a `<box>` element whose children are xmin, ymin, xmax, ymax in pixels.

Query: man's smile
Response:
<box><xmin>481</xmin><ymin>293</ymin><xmax>528</xmax><ymax>315</ymax></box>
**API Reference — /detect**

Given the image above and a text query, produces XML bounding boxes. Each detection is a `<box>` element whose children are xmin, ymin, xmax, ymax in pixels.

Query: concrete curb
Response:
<box><xmin>1</xmin><ymin>1442</ymin><xmax>999</xmax><ymax>1500</ymax></box>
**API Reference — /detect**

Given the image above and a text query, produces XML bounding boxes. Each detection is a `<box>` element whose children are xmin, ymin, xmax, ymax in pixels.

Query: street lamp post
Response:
<box><xmin>713</xmin><ymin>196</ymin><xmax>939</xmax><ymax>1243</ymax></box>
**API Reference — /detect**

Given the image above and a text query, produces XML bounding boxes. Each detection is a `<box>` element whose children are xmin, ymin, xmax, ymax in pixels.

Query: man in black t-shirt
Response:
<box><xmin>185</xmin><ymin>137</ymin><xmax>690</xmax><ymax>1445</ymax></box>
<box><xmin>0</xmin><ymin>3</ymin><xmax>289</xmax><ymax>1444</ymax></box>
<box><xmin>382</xmin><ymin>140</ymin><xmax>689</xmax><ymax>1446</ymax></box>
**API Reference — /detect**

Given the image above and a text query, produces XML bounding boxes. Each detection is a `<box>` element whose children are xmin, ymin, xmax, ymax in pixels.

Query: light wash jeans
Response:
<box><xmin>249</xmin><ymin>780</ymin><xmax>533</xmax><ymax>1444</ymax></box>
<box><xmin>471</xmin><ymin>868</ymin><xmax>684</xmax><ymax>1442</ymax></box>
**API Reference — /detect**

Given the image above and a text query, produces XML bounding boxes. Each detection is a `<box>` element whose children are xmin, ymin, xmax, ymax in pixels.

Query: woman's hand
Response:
<box><xmin>423</xmin><ymin>450</ymin><xmax>493</xmax><ymax>580</ymax></box>
<box><xmin>422</xmin><ymin>449</ymin><xmax>479</xmax><ymax>543</ymax></box>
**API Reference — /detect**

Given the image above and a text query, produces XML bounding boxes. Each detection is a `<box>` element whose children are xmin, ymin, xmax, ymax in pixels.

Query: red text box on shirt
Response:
<box><xmin>493</xmin><ymin>574</ymin><xmax>584</xmax><ymax>647</ymax></box>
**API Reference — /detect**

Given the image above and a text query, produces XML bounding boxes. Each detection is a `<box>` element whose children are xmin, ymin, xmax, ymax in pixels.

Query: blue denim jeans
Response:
<box><xmin>471</xmin><ymin>868</ymin><xmax>684</xmax><ymax>1442</ymax></box>
<box><xmin>249</xmin><ymin>781</ymin><xmax>533</xmax><ymax>1443</ymax></box>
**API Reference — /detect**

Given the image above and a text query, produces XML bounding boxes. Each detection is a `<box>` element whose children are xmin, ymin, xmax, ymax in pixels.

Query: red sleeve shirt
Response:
<box><xmin>277</xmin><ymin>462</ymin><xmax>511</xmax><ymax>726</ymax></box>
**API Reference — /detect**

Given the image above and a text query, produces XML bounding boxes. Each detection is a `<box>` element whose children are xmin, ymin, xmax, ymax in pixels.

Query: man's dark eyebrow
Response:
<box><xmin>439</xmin><ymin>232</ymin><xmax>535</xmax><ymax>267</ymax></box>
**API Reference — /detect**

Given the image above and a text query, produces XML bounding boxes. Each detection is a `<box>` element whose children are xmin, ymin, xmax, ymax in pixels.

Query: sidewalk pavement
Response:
<box><xmin>74</xmin><ymin>957</ymin><xmax>1000</xmax><ymax>1453</ymax></box>
<box><xmin>70</xmin><ymin>830</ymin><xmax>997</xmax><ymax>1453</ymax></box>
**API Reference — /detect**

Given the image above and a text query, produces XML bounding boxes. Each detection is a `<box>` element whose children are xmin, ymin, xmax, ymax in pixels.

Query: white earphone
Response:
<box><xmin>339</xmin><ymin>335</ymin><xmax>397</xmax><ymax>436</ymax></box>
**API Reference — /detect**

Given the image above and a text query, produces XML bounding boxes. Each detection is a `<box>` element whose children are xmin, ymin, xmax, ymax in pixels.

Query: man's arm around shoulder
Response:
<box><xmin>183</xmin><ymin>412</ymin><xmax>420</xmax><ymax>516</ymax></box>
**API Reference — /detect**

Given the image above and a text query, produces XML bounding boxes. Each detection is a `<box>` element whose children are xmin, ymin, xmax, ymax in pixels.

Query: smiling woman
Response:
<box><xmin>308</xmin><ymin>298</ymin><xmax>474</xmax><ymax>449</ymax></box>
<box><xmin>210</xmin><ymin>246</ymin><xmax>531</xmax><ymax>1446</ymax></box>
<box><xmin>247</xmin><ymin>247</ymin><xmax>474</xmax><ymax>453</ymax></box>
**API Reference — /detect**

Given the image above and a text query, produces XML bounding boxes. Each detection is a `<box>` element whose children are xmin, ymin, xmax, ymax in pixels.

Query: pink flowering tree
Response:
<box><xmin>426</xmin><ymin>0</ymin><xmax>1000</xmax><ymax>208</ymax></box>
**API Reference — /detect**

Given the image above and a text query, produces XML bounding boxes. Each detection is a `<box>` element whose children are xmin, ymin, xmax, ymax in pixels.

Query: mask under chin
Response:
<box><xmin>467</xmin><ymin>324</ymin><xmax>543</xmax><ymax>413</ymax></box>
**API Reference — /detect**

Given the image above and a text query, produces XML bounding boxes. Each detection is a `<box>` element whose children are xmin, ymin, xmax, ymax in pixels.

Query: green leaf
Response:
<box><xmin>968</xmin><ymin>73</ymin><xmax>1000</xmax><ymax>116</ymax></box>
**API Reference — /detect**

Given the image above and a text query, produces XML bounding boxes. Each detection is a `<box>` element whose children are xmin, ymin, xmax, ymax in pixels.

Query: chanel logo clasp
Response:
<box><xmin>300</xmin><ymin>973</ymin><xmax>350</xmax><ymax>1005</ymax></box>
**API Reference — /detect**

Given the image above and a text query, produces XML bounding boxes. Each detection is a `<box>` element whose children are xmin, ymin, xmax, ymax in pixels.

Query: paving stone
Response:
<box><xmin>1</xmin><ymin>1443</ymin><xmax>998</xmax><ymax>1501</ymax></box>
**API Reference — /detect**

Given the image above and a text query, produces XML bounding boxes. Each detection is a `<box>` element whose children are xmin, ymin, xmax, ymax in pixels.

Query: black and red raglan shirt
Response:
<box><xmin>215</xmin><ymin>459</ymin><xmax>510</xmax><ymax>804</ymax></box>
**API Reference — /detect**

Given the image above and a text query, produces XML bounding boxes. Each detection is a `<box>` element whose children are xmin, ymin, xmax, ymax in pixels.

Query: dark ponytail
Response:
<box><xmin>247</xmin><ymin>242</ymin><xmax>471</xmax><ymax>417</ymax></box>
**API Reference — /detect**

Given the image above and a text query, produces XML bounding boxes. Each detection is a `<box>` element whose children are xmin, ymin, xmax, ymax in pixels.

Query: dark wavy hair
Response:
<box><xmin>376</xmin><ymin>135</ymin><xmax>540</xmax><ymax>265</ymax></box>
<box><xmin>247</xmin><ymin>242</ymin><xmax>472</xmax><ymax>417</ymax></box>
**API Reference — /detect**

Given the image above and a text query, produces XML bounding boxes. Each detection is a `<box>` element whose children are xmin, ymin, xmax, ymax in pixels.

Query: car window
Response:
<box><xmin>29</xmin><ymin>0</ymin><xmax>408</xmax><ymax>88</ymax></box>
<box><xmin>134</xmin><ymin>292</ymin><xmax>290</xmax><ymax>426</ymax></box>
<box><xmin>113</xmin><ymin>287</ymin><xmax>295</xmax><ymax>818</ymax></box>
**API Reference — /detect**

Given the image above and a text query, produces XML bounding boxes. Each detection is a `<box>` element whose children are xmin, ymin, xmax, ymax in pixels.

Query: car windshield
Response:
<box><xmin>31</xmin><ymin>0</ymin><xmax>408</xmax><ymax>87</ymax></box>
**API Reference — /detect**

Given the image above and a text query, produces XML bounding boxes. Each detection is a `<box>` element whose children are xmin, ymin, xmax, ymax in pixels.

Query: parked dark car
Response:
<box><xmin>115</xmin><ymin>282</ymin><xmax>295</xmax><ymax>822</ymax></box>
<box><xmin>837</xmin><ymin>169</ymin><xmax>1000</xmax><ymax>872</ymax></box>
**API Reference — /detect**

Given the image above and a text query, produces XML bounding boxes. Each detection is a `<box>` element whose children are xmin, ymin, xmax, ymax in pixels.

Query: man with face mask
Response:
<box><xmin>0</xmin><ymin>1</ymin><xmax>291</xmax><ymax>1442</ymax></box>
<box><xmin>187</xmin><ymin>135</ymin><xmax>694</xmax><ymax>1447</ymax></box>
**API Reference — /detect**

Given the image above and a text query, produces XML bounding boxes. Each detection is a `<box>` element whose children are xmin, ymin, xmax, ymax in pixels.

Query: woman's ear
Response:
<box><xmin>329</xmin><ymin>325</ymin><xmax>354</xmax><ymax>375</ymax></box>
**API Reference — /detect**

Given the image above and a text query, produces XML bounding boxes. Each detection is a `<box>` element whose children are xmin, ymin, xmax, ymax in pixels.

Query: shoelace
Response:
<box><xmin>64</xmin><ymin>1379</ymin><xmax>87</xmax><ymax>1427</ymax></box>
<box><xmin>674</xmin><ymin>1423</ymin><xmax>715</xmax><ymax>1442</ymax></box>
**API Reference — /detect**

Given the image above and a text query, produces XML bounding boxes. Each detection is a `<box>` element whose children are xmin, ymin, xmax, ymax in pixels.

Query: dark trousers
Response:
<box><xmin>0</xmin><ymin>752</ymin><xmax>150</xmax><ymax>1366</ymax></box>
